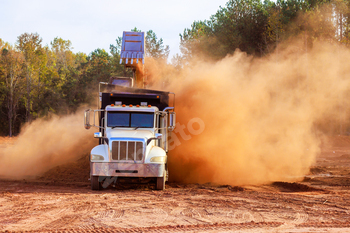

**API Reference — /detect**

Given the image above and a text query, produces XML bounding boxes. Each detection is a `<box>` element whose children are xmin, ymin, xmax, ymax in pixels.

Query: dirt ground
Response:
<box><xmin>1</xmin><ymin>136</ymin><xmax>350</xmax><ymax>232</ymax></box>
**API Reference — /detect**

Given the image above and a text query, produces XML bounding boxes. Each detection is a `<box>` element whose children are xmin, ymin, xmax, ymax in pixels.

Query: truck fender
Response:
<box><xmin>90</xmin><ymin>144</ymin><xmax>109</xmax><ymax>162</ymax></box>
<box><xmin>145</xmin><ymin>146</ymin><xmax>167</xmax><ymax>163</ymax></box>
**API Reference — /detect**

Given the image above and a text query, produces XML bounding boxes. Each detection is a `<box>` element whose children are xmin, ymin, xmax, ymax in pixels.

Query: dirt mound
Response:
<box><xmin>272</xmin><ymin>182</ymin><xmax>323</xmax><ymax>192</ymax></box>
<box><xmin>37</xmin><ymin>153</ymin><xmax>90</xmax><ymax>184</ymax></box>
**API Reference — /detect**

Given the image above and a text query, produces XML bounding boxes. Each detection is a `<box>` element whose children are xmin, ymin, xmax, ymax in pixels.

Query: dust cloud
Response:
<box><xmin>1</xmin><ymin>41</ymin><xmax>349</xmax><ymax>187</ymax></box>
<box><xmin>149</xmin><ymin>41</ymin><xmax>350</xmax><ymax>186</ymax></box>
<box><xmin>0</xmin><ymin>110</ymin><xmax>95</xmax><ymax>178</ymax></box>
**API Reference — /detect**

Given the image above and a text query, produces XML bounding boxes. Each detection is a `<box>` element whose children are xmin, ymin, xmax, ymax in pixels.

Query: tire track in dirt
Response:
<box><xmin>43</xmin><ymin>215</ymin><xmax>80</xmax><ymax>229</ymax></box>
<box><xmin>247</xmin><ymin>194</ymin><xmax>309</xmax><ymax>227</ymax></box>
<box><xmin>227</xmin><ymin>209</ymin><xmax>257</xmax><ymax>223</ymax></box>
<box><xmin>24</xmin><ymin>221</ymin><xmax>284</xmax><ymax>233</ymax></box>
<box><xmin>32</xmin><ymin>198</ymin><xmax>95</xmax><ymax>230</ymax></box>
<box><xmin>78</xmin><ymin>216</ymin><xmax>112</xmax><ymax>230</ymax></box>
<box><xmin>97</xmin><ymin>209</ymin><xmax>124</xmax><ymax>219</ymax></box>
<box><xmin>180</xmin><ymin>208</ymin><xmax>213</xmax><ymax>224</ymax></box>
<box><xmin>77</xmin><ymin>207</ymin><xmax>126</xmax><ymax>229</ymax></box>
<box><xmin>0</xmin><ymin>196</ymin><xmax>15</xmax><ymax>229</ymax></box>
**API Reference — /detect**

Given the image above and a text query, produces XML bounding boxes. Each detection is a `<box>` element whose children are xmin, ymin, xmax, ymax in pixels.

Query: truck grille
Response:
<box><xmin>111</xmin><ymin>141</ymin><xmax>144</xmax><ymax>161</ymax></box>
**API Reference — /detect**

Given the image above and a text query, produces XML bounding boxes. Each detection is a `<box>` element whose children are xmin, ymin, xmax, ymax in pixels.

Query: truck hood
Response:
<box><xmin>106</xmin><ymin>130</ymin><xmax>154</xmax><ymax>140</ymax></box>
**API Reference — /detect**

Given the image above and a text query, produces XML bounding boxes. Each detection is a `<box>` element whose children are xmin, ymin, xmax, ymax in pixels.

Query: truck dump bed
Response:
<box><xmin>101</xmin><ymin>85</ymin><xmax>170</xmax><ymax>111</ymax></box>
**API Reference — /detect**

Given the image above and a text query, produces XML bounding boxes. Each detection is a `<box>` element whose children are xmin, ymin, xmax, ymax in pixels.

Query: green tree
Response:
<box><xmin>145</xmin><ymin>30</ymin><xmax>170</xmax><ymax>60</ymax></box>
<box><xmin>110</xmin><ymin>37</ymin><xmax>129</xmax><ymax>76</ymax></box>
<box><xmin>16</xmin><ymin>33</ymin><xmax>45</xmax><ymax>122</ymax></box>
<box><xmin>87</xmin><ymin>48</ymin><xmax>112</xmax><ymax>83</ymax></box>
<box><xmin>180</xmin><ymin>0</ymin><xmax>269</xmax><ymax>59</ymax></box>
<box><xmin>179</xmin><ymin>20</ymin><xmax>212</xmax><ymax>60</ymax></box>
<box><xmin>0</xmin><ymin>47</ymin><xmax>25</xmax><ymax>136</ymax></box>
<box><xmin>0</xmin><ymin>39</ymin><xmax>9</xmax><ymax>51</ymax></box>
<box><xmin>51</xmin><ymin>37</ymin><xmax>74</xmax><ymax>74</ymax></box>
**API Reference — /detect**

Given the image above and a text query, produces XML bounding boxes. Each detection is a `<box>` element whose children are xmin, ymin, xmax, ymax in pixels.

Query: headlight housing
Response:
<box><xmin>91</xmin><ymin>154</ymin><xmax>104</xmax><ymax>161</ymax></box>
<box><xmin>150</xmin><ymin>156</ymin><xmax>167</xmax><ymax>163</ymax></box>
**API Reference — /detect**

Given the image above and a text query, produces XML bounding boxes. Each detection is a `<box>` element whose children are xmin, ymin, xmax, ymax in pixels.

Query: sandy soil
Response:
<box><xmin>1</xmin><ymin>136</ymin><xmax>350</xmax><ymax>232</ymax></box>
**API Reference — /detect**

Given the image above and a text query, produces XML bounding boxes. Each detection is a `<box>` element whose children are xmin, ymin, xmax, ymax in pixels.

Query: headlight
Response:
<box><xmin>91</xmin><ymin>154</ymin><xmax>104</xmax><ymax>160</ymax></box>
<box><xmin>150</xmin><ymin>156</ymin><xmax>166</xmax><ymax>163</ymax></box>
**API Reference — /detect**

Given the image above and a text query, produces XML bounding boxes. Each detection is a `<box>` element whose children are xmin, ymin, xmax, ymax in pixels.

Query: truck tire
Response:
<box><xmin>156</xmin><ymin>170</ymin><xmax>166</xmax><ymax>190</ymax></box>
<box><xmin>91</xmin><ymin>175</ymin><xmax>100</xmax><ymax>190</ymax></box>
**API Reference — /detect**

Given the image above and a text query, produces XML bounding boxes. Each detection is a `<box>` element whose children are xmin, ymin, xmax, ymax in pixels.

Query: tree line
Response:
<box><xmin>0</xmin><ymin>29</ymin><xmax>168</xmax><ymax>136</ymax></box>
<box><xmin>179</xmin><ymin>0</ymin><xmax>350</xmax><ymax>61</ymax></box>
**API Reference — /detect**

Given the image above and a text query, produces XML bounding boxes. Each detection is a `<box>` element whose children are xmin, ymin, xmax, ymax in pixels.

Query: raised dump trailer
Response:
<box><xmin>84</xmin><ymin>31</ymin><xmax>176</xmax><ymax>190</ymax></box>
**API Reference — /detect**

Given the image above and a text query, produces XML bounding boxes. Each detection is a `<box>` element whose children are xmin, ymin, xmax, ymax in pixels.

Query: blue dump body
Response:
<box><xmin>120</xmin><ymin>31</ymin><xmax>145</xmax><ymax>66</ymax></box>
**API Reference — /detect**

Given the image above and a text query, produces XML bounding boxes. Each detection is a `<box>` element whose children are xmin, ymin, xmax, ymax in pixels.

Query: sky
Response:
<box><xmin>0</xmin><ymin>0</ymin><xmax>229</xmax><ymax>59</ymax></box>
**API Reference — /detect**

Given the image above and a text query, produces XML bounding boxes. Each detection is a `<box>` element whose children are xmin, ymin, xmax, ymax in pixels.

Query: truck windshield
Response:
<box><xmin>107</xmin><ymin>112</ymin><xmax>154</xmax><ymax>128</ymax></box>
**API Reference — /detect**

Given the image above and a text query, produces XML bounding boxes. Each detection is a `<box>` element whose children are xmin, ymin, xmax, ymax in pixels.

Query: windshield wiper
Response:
<box><xmin>134</xmin><ymin>126</ymin><xmax>140</xmax><ymax>130</ymax></box>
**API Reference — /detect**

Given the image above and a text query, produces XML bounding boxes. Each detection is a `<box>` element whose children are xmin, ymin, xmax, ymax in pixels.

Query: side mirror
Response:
<box><xmin>94</xmin><ymin>132</ymin><xmax>108</xmax><ymax>144</ymax></box>
<box><xmin>84</xmin><ymin>109</ymin><xmax>91</xmax><ymax>129</ymax></box>
<box><xmin>94</xmin><ymin>132</ymin><xmax>102</xmax><ymax>138</ymax></box>
<box><xmin>168</xmin><ymin>112</ymin><xmax>176</xmax><ymax>131</ymax></box>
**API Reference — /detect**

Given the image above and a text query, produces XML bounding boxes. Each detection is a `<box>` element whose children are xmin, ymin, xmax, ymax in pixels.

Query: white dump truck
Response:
<box><xmin>84</xmin><ymin>31</ymin><xmax>176</xmax><ymax>190</ymax></box>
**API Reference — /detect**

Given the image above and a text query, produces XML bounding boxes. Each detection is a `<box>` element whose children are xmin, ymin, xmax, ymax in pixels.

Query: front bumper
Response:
<box><xmin>90</xmin><ymin>162</ymin><xmax>165</xmax><ymax>177</ymax></box>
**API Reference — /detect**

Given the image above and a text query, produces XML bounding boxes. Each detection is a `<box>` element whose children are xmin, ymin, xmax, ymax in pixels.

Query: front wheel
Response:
<box><xmin>91</xmin><ymin>175</ymin><xmax>100</xmax><ymax>190</ymax></box>
<box><xmin>156</xmin><ymin>170</ymin><xmax>166</xmax><ymax>190</ymax></box>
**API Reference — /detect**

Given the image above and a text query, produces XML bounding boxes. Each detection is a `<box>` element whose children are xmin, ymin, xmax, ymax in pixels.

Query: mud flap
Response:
<box><xmin>91</xmin><ymin>175</ymin><xmax>100</xmax><ymax>190</ymax></box>
<box><xmin>156</xmin><ymin>170</ymin><xmax>166</xmax><ymax>190</ymax></box>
